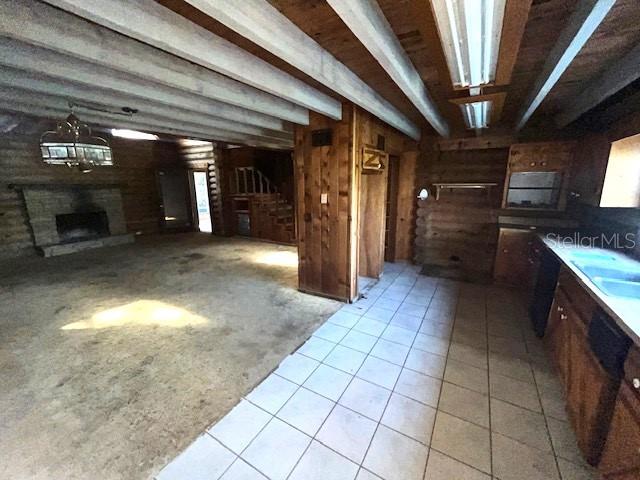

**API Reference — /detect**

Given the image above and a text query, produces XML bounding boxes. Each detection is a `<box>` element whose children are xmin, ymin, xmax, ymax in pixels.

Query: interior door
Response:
<box><xmin>156</xmin><ymin>168</ymin><xmax>192</xmax><ymax>231</ymax></box>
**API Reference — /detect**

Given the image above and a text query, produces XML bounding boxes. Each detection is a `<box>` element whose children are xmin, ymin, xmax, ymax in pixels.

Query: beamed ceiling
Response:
<box><xmin>1</xmin><ymin>0</ymin><xmax>639</xmax><ymax>146</ymax></box>
<box><xmin>158</xmin><ymin>0</ymin><xmax>640</xmax><ymax>137</ymax></box>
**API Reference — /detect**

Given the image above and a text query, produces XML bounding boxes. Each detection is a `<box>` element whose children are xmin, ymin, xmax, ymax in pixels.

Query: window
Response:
<box><xmin>600</xmin><ymin>133</ymin><xmax>640</xmax><ymax>208</ymax></box>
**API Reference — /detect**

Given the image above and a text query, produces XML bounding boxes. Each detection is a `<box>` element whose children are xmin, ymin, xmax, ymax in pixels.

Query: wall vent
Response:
<box><xmin>311</xmin><ymin>129</ymin><xmax>332</xmax><ymax>147</ymax></box>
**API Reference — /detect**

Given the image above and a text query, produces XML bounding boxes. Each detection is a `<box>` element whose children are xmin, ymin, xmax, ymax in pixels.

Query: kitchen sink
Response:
<box><xmin>569</xmin><ymin>250</ymin><xmax>617</xmax><ymax>261</ymax></box>
<box><xmin>593</xmin><ymin>278</ymin><xmax>640</xmax><ymax>299</ymax></box>
<box><xmin>575</xmin><ymin>264</ymin><xmax>640</xmax><ymax>283</ymax></box>
<box><xmin>572</xmin><ymin>261</ymin><xmax>640</xmax><ymax>299</ymax></box>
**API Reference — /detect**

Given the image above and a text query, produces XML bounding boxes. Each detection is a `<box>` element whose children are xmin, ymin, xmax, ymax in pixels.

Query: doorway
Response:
<box><xmin>190</xmin><ymin>170</ymin><xmax>213</xmax><ymax>233</ymax></box>
<box><xmin>157</xmin><ymin>168</ymin><xmax>192</xmax><ymax>231</ymax></box>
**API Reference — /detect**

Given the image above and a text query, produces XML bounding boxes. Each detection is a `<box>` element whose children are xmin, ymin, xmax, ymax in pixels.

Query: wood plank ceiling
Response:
<box><xmin>160</xmin><ymin>0</ymin><xmax>640</xmax><ymax>138</ymax></box>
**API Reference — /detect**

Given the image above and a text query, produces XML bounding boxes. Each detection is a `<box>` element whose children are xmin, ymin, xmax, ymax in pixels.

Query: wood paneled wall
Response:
<box><xmin>414</xmin><ymin>141</ymin><xmax>508</xmax><ymax>280</ymax></box>
<box><xmin>294</xmin><ymin>104</ymin><xmax>417</xmax><ymax>300</ymax></box>
<box><xmin>356</xmin><ymin>109</ymin><xmax>388</xmax><ymax>279</ymax></box>
<box><xmin>394</xmin><ymin>150</ymin><xmax>418</xmax><ymax>261</ymax></box>
<box><xmin>294</xmin><ymin>106</ymin><xmax>357</xmax><ymax>301</ymax></box>
<box><xmin>358</xmin><ymin>169</ymin><xmax>388</xmax><ymax>278</ymax></box>
<box><xmin>0</xmin><ymin>117</ymin><xmax>181</xmax><ymax>259</ymax></box>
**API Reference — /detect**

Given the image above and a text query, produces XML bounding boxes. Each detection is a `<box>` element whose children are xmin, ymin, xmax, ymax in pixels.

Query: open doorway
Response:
<box><xmin>190</xmin><ymin>170</ymin><xmax>212</xmax><ymax>233</ymax></box>
<box><xmin>157</xmin><ymin>168</ymin><xmax>192</xmax><ymax>231</ymax></box>
<box><xmin>357</xmin><ymin>150</ymin><xmax>390</xmax><ymax>297</ymax></box>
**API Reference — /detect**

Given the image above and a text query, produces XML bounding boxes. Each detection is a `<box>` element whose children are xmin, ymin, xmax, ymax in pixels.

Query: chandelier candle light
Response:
<box><xmin>40</xmin><ymin>111</ymin><xmax>113</xmax><ymax>173</ymax></box>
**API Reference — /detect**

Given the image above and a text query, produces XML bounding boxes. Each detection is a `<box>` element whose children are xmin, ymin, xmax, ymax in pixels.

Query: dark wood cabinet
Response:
<box><xmin>565</xmin><ymin>314</ymin><xmax>618</xmax><ymax>466</ymax></box>
<box><xmin>502</xmin><ymin>142</ymin><xmax>575</xmax><ymax>211</ymax></box>
<box><xmin>599</xmin><ymin>347</ymin><xmax>640</xmax><ymax>478</ymax></box>
<box><xmin>494</xmin><ymin>228</ymin><xmax>539</xmax><ymax>286</ymax></box>
<box><xmin>546</xmin><ymin>269</ymin><xmax>621</xmax><ymax>466</ymax></box>
<box><xmin>507</xmin><ymin>142</ymin><xmax>575</xmax><ymax>172</ymax></box>
<box><xmin>546</xmin><ymin>288</ymin><xmax>571</xmax><ymax>388</ymax></box>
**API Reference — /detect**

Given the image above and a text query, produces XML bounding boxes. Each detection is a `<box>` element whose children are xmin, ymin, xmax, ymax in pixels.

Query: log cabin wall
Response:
<box><xmin>0</xmin><ymin>117</ymin><xmax>181</xmax><ymax>259</ymax></box>
<box><xmin>414</xmin><ymin>140</ymin><xmax>509</xmax><ymax>280</ymax></box>
<box><xmin>294</xmin><ymin>105</ymin><xmax>357</xmax><ymax>301</ymax></box>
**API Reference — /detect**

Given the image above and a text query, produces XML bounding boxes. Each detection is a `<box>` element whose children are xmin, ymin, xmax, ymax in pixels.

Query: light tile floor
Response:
<box><xmin>156</xmin><ymin>263</ymin><xmax>599</xmax><ymax>480</ymax></box>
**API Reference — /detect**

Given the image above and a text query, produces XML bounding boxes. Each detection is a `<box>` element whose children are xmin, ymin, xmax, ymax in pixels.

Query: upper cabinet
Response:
<box><xmin>502</xmin><ymin>142</ymin><xmax>575</xmax><ymax>211</ymax></box>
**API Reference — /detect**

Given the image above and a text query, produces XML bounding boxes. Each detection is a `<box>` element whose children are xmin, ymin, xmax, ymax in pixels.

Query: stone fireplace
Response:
<box><xmin>20</xmin><ymin>185</ymin><xmax>134</xmax><ymax>256</ymax></box>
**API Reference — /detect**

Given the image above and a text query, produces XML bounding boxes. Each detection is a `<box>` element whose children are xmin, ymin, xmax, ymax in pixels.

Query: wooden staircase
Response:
<box><xmin>249</xmin><ymin>193</ymin><xmax>295</xmax><ymax>244</ymax></box>
<box><xmin>232</xmin><ymin>167</ymin><xmax>295</xmax><ymax>244</ymax></box>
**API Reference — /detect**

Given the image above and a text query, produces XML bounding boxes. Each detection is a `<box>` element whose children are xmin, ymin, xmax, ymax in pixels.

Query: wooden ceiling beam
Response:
<box><xmin>436</xmin><ymin>135</ymin><xmax>516</xmax><ymax>151</ymax></box>
<box><xmin>181</xmin><ymin>0</ymin><xmax>422</xmax><ymax>140</ymax></box>
<box><xmin>0</xmin><ymin>39</ymin><xmax>292</xmax><ymax>133</ymax></box>
<box><xmin>42</xmin><ymin>0</ymin><xmax>340</xmax><ymax>119</ymax></box>
<box><xmin>0</xmin><ymin>0</ymin><xmax>319</xmax><ymax>124</ymax></box>
<box><xmin>326</xmin><ymin>0</ymin><xmax>449</xmax><ymax>137</ymax></box>
<box><xmin>0</xmin><ymin>2</ymin><xmax>306</xmax><ymax>126</ymax></box>
<box><xmin>555</xmin><ymin>43</ymin><xmax>640</xmax><ymax>127</ymax></box>
<box><xmin>0</xmin><ymin>67</ymin><xmax>291</xmax><ymax>143</ymax></box>
<box><xmin>408</xmin><ymin>0</ymin><xmax>455</xmax><ymax>94</ymax></box>
<box><xmin>514</xmin><ymin>0</ymin><xmax>616</xmax><ymax>131</ymax></box>
<box><xmin>495</xmin><ymin>0</ymin><xmax>533</xmax><ymax>86</ymax></box>
<box><xmin>0</xmin><ymin>92</ymin><xmax>293</xmax><ymax>149</ymax></box>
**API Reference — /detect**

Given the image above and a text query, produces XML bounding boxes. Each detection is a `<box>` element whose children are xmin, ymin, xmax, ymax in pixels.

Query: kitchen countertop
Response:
<box><xmin>541</xmin><ymin>235</ymin><xmax>640</xmax><ymax>346</ymax></box>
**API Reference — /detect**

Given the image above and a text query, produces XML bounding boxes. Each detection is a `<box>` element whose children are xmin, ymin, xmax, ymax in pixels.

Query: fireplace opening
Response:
<box><xmin>56</xmin><ymin>211</ymin><xmax>110</xmax><ymax>243</ymax></box>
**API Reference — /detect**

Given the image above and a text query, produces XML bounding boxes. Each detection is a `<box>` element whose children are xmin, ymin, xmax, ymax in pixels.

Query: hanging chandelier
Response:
<box><xmin>40</xmin><ymin>108</ymin><xmax>113</xmax><ymax>173</ymax></box>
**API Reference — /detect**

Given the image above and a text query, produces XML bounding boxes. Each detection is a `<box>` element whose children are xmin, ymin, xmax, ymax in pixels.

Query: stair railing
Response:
<box><xmin>234</xmin><ymin>166</ymin><xmax>278</xmax><ymax>195</ymax></box>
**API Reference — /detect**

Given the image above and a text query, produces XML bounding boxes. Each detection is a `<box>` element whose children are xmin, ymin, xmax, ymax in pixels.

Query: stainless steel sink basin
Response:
<box><xmin>572</xmin><ymin>261</ymin><xmax>640</xmax><ymax>299</ymax></box>
<box><xmin>593</xmin><ymin>278</ymin><xmax>640</xmax><ymax>299</ymax></box>
<box><xmin>569</xmin><ymin>250</ymin><xmax>617</xmax><ymax>261</ymax></box>
<box><xmin>576</xmin><ymin>264</ymin><xmax>640</xmax><ymax>283</ymax></box>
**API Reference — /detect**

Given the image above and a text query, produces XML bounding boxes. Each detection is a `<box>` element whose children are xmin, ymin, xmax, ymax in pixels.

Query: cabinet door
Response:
<box><xmin>599</xmin><ymin>382</ymin><xmax>640</xmax><ymax>479</ymax></box>
<box><xmin>494</xmin><ymin>229</ymin><xmax>537</xmax><ymax>285</ymax></box>
<box><xmin>546</xmin><ymin>289</ymin><xmax>571</xmax><ymax>389</ymax></box>
<box><xmin>508</xmin><ymin>142</ymin><xmax>575</xmax><ymax>172</ymax></box>
<box><xmin>566</xmin><ymin>315</ymin><xmax>618</xmax><ymax>466</ymax></box>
